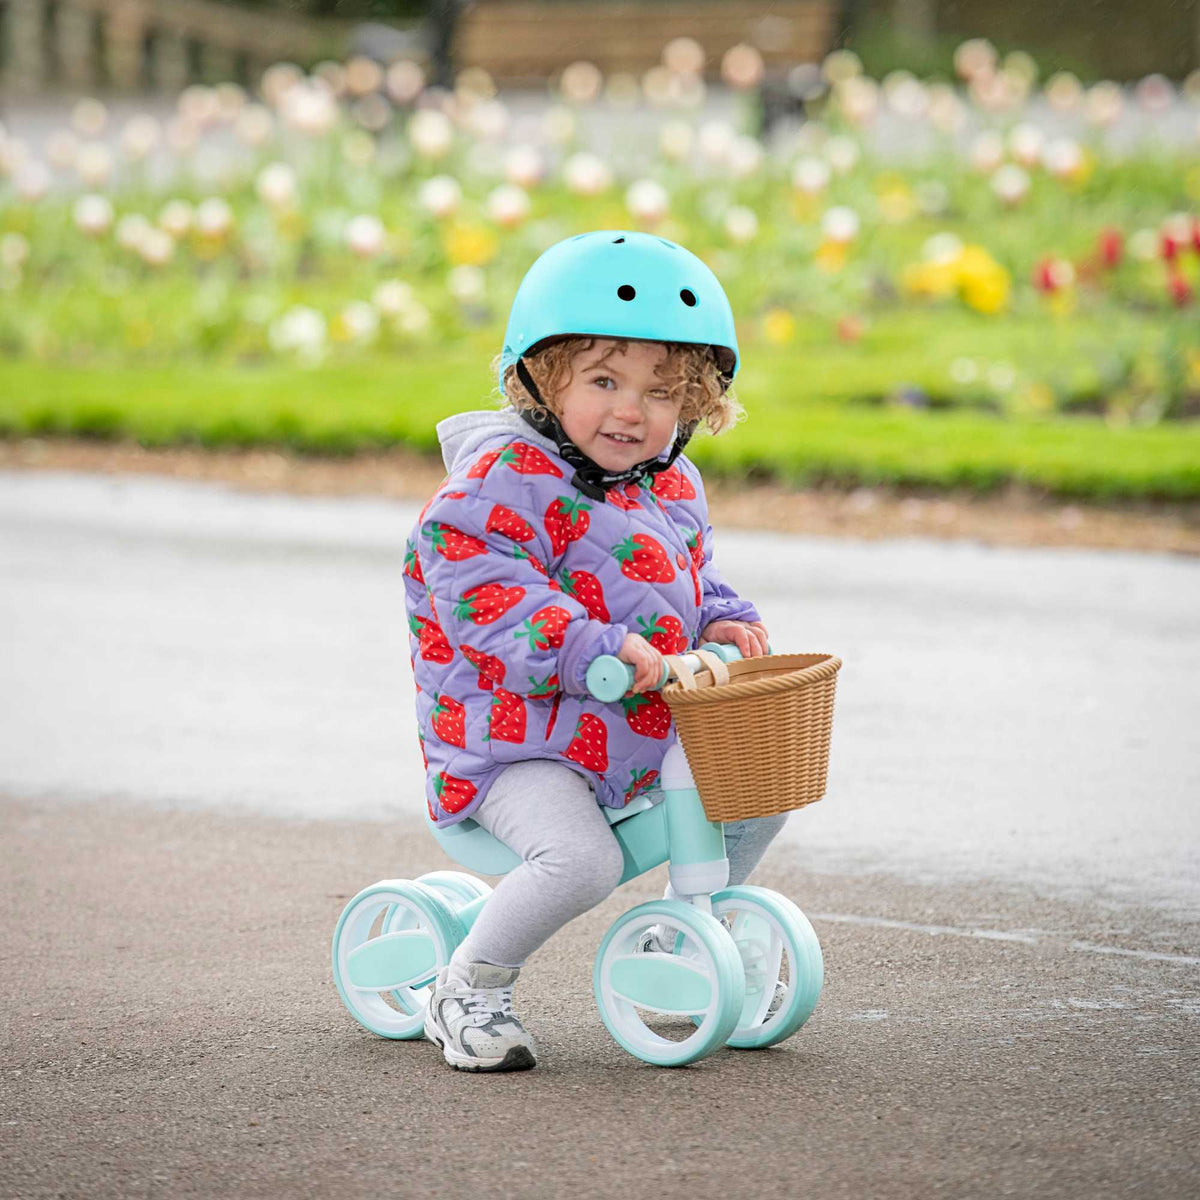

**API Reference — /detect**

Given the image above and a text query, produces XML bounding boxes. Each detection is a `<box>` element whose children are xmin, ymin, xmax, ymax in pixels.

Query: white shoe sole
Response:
<box><xmin>423</xmin><ymin>1014</ymin><xmax>536</xmax><ymax>1073</ymax></box>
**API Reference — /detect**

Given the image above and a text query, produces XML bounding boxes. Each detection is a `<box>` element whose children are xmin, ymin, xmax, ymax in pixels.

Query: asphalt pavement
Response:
<box><xmin>1</xmin><ymin>468</ymin><xmax>1198</xmax><ymax>1198</ymax></box>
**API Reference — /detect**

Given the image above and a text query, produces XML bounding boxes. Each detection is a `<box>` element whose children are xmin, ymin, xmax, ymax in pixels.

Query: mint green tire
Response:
<box><xmin>414</xmin><ymin>870</ymin><xmax>492</xmax><ymax>908</ymax></box>
<box><xmin>332</xmin><ymin>879</ymin><xmax>465</xmax><ymax>1040</ymax></box>
<box><xmin>593</xmin><ymin>900</ymin><xmax>746</xmax><ymax>1067</ymax></box>
<box><xmin>708</xmin><ymin>886</ymin><xmax>823</xmax><ymax>1049</ymax></box>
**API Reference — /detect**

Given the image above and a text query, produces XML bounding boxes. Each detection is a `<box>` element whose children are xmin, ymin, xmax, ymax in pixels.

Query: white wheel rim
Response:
<box><xmin>712</xmin><ymin>898</ymin><xmax>795</xmax><ymax>1035</ymax></box>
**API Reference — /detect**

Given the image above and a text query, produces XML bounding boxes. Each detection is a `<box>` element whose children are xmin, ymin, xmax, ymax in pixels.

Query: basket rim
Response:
<box><xmin>662</xmin><ymin>652</ymin><xmax>842</xmax><ymax>707</ymax></box>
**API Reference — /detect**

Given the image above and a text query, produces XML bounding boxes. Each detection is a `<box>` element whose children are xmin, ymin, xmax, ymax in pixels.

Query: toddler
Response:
<box><xmin>404</xmin><ymin>230</ymin><xmax>786</xmax><ymax>1071</ymax></box>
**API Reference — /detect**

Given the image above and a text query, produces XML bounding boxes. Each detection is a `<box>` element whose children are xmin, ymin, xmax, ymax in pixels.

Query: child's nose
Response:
<box><xmin>612</xmin><ymin>392</ymin><xmax>646</xmax><ymax>422</ymax></box>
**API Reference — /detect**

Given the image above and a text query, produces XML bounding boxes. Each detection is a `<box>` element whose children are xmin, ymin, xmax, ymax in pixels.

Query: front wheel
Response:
<box><xmin>593</xmin><ymin>900</ymin><xmax>745</xmax><ymax>1067</ymax></box>
<box><xmin>708</xmin><ymin>885</ymin><xmax>823</xmax><ymax>1049</ymax></box>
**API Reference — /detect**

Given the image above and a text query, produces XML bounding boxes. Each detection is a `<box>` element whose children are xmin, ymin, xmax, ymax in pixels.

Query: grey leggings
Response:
<box><xmin>449</xmin><ymin>759</ymin><xmax>789</xmax><ymax>970</ymax></box>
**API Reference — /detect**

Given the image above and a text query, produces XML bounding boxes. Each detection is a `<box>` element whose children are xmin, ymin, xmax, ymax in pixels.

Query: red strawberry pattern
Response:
<box><xmin>686</xmin><ymin>527</ymin><xmax>704</xmax><ymax>572</ymax></box>
<box><xmin>559</xmin><ymin>569</ymin><xmax>609</xmax><ymax>622</ymax></box>
<box><xmin>500</xmin><ymin>442</ymin><xmax>563</xmax><ymax>477</ymax></box>
<box><xmin>651</xmin><ymin>465</ymin><xmax>697</xmax><ymax>502</ymax></box>
<box><xmin>454</xmin><ymin>583</ymin><xmax>525</xmax><ymax>624</ymax></box>
<box><xmin>636</xmin><ymin>613</ymin><xmax>688</xmax><ymax>655</ymax></box>
<box><xmin>516</xmin><ymin>605</ymin><xmax>572</xmax><ymax>651</ymax></box>
<box><xmin>422</xmin><ymin>521</ymin><xmax>488</xmax><ymax>561</ymax></box>
<box><xmin>527</xmin><ymin>671</ymin><xmax>559</xmax><ymax>698</ymax></box>
<box><xmin>624</xmin><ymin>768</ymin><xmax>660</xmax><ymax>803</ymax></box>
<box><xmin>621</xmin><ymin>691</ymin><xmax>672</xmax><ymax>739</ymax></box>
<box><xmin>467</xmin><ymin>449</ymin><xmax>502</xmax><ymax>479</ymax></box>
<box><xmin>434</xmin><ymin>771</ymin><xmax>477</xmax><ymax>814</ymax></box>
<box><xmin>544</xmin><ymin>495</ymin><xmax>592</xmax><ymax>554</ymax></box>
<box><xmin>486</xmin><ymin>505</ymin><xmax>536</xmax><ymax>543</ymax></box>
<box><xmin>487</xmin><ymin>689</ymin><xmax>527</xmax><ymax>743</ymax></box>
<box><xmin>513</xmin><ymin>544</ymin><xmax>549</xmax><ymax>577</ymax></box>
<box><xmin>409</xmin><ymin>614</ymin><xmax>453</xmax><ymax>664</ymax></box>
<box><xmin>460</xmin><ymin>644</ymin><xmax>506</xmax><ymax>690</ymax></box>
<box><xmin>566</xmin><ymin>714</ymin><xmax>609</xmax><ymax>772</ymax></box>
<box><xmin>612</xmin><ymin>534</ymin><xmax>675</xmax><ymax>583</ymax></box>
<box><xmin>431</xmin><ymin>694</ymin><xmax>466</xmax><ymax>748</ymax></box>
<box><xmin>403</xmin><ymin>539</ymin><xmax>424</xmax><ymax>583</ymax></box>
<box><xmin>606</xmin><ymin>487</ymin><xmax>642</xmax><ymax>512</ymax></box>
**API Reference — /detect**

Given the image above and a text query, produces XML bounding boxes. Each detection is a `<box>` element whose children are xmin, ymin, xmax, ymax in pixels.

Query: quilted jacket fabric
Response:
<box><xmin>405</xmin><ymin>410</ymin><xmax>761</xmax><ymax>826</ymax></box>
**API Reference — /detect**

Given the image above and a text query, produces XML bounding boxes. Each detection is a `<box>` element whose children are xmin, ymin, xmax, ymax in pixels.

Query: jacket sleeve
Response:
<box><xmin>417</xmin><ymin>486</ymin><xmax>626</xmax><ymax>697</ymax></box>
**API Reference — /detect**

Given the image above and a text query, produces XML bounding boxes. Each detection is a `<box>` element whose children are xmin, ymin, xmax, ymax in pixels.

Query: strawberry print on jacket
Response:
<box><xmin>406</xmin><ymin>410</ymin><xmax>761</xmax><ymax>826</ymax></box>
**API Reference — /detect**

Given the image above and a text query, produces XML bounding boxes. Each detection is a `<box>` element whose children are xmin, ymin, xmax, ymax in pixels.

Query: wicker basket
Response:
<box><xmin>660</xmin><ymin>649</ymin><xmax>841</xmax><ymax>823</ymax></box>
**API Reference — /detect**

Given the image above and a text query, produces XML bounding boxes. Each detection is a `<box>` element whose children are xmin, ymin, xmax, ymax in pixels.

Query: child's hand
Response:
<box><xmin>700</xmin><ymin>620</ymin><xmax>769</xmax><ymax>658</ymax></box>
<box><xmin>617</xmin><ymin>632</ymin><xmax>665</xmax><ymax>695</ymax></box>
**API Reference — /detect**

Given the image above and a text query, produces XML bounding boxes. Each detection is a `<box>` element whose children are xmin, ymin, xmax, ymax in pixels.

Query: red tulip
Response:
<box><xmin>1161</xmin><ymin>231</ymin><xmax>1181</xmax><ymax>263</ymax></box>
<box><xmin>1192</xmin><ymin>217</ymin><xmax>1200</xmax><ymax>255</ymax></box>
<box><xmin>1097</xmin><ymin>227</ymin><xmax>1123</xmax><ymax>269</ymax></box>
<box><xmin>1033</xmin><ymin>257</ymin><xmax>1074</xmax><ymax>293</ymax></box>
<box><xmin>1167</xmin><ymin>269</ymin><xmax>1193</xmax><ymax>308</ymax></box>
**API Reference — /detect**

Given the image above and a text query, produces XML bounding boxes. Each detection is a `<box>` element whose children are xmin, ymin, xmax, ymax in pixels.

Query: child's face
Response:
<box><xmin>555</xmin><ymin>340</ymin><xmax>684</xmax><ymax>473</ymax></box>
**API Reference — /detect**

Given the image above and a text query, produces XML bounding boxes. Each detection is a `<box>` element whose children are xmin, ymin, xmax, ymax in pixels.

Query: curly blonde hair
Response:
<box><xmin>489</xmin><ymin>336</ymin><xmax>744</xmax><ymax>436</ymax></box>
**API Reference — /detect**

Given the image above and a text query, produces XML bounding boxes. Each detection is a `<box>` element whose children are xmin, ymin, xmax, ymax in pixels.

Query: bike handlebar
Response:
<box><xmin>585</xmin><ymin>643</ymin><xmax>746</xmax><ymax>703</ymax></box>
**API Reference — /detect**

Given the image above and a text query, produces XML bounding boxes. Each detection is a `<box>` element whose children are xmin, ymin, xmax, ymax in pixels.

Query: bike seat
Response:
<box><xmin>426</xmin><ymin>790</ymin><xmax>664</xmax><ymax>876</ymax></box>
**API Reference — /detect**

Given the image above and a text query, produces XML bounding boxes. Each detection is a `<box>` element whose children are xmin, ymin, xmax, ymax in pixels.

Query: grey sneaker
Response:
<box><xmin>424</xmin><ymin>962</ymin><xmax>537</xmax><ymax>1072</ymax></box>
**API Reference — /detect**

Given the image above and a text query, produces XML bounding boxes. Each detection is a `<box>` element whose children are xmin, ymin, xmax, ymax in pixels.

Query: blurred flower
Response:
<box><xmin>1161</xmin><ymin>213</ymin><xmax>1194</xmax><ymax>261</ymax></box>
<box><xmin>346</xmin><ymin>56</ymin><xmax>383</xmax><ymax>97</ymax></box>
<box><xmin>883</xmin><ymin>71</ymin><xmax>928</xmax><ymax>119</ymax></box>
<box><xmin>1</xmin><ymin>232</ymin><xmax>30</xmax><ymax>269</ymax></box>
<box><xmin>409</xmin><ymin>109</ymin><xmax>455</xmax><ymax>159</ymax></box>
<box><xmin>464</xmin><ymin>99</ymin><xmax>511</xmax><ymax>141</ymax></box>
<box><xmin>723</xmin><ymin>205</ymin><xmax>758</xmax><ymax>244</ymax></box>
<box><xmin>902</xmin><ymin>242</ymin><xmax>1010</xmax><ymax>314</ymax></box>
<box><xmin>824</xmin><ymin>135</ymin><xmax>859</xmax><ymax>175</ymax></box>
<box><xmin>397</xmin><ymin>302</ymin><xmax>432</xmax><ymax>336</ymax></box>
<box><xmin>1045</xmin><ymin>71</ymin><xmax>1083</xmax><ymax>113</ymax></box>
<box><xmin>659</xmin><ymin>120</ymin><xmax>694</xmax><ymax>161</ymax></box>
<box><xmin>335</xmin><ymin>300</ymin><xmax>380</xmax><ymax>344</ymax></box>
<box><xmin>721</xmin><ymin>44</ymin><xmax>763</xmax><ymax>90</ymax></box>
<box><xmin>1135</xmin><ymin>74</ymin><xmax>1173</xmax><ymax>113</ymax></box>
<box><xmin>1167</xmin><ymin>270</ymin><xmax>1192</xmax><ymax>307</ymax></box>
<box><xmin>448</xmin><ymin>264</ymin><xmax>486</xmax><ymax>303</ymax></box>
<box><xmin>968</xmin><ymin>131</ymin><xmax>1004</xmax><ymax>173</ymax></box>
<box><xmin>167</xmin><ymin>117</ymin><xmax>199</xmax><ymax>154</ymax></box>
<box><xmin>456</xmin><ymin>66</ymin><xmax>497</xmax><ymax>103</ymax></box>
<box><xmin>71</xmin><ymin>97</ymin><xmax>108</xmax><ymax>137</ymax></box>
<box><xmin>926</xmin><ymin>84</ymin><xmax>966</xmax><ymax>133</ymax></box>
<box><xmin>345</xmin><ymin>214</ymin><xmax>387</xmax><ymax>258</ymax></box>
<box><xmin>235</xmin><ymin>104</ymin><xmax>274</xmax><ymax>148</ymax></box>
<box><xmin>1042</xmin><ymin>138</ymin><xmax>1085</xmax><ymax>181</ymax></box>
<box><xmin>762</xmin><ymin>308</ymin><xmax>795</xmax><ymax>344</ymax></box>
<box><xmin>116</xmin><ymin>214</ymin><xmax>152</xmax><ymax>251</ymax></box>
<box><xmin>270</xmin><ymin>305</ymin><xmax>326</xmax><ymax>364</ymax></box>
<box><xmin>1128</xmin><ymin>228</ymin><xmax>1159</xmax><ymax>261</ymax></box>
<box><xmin>876</xmin><ymin>177</ymin><xmax>915</xmax><ymax>222</ymax></box>
<box><xmin>697</xmin><ymin>121</ymin><xmax>735</xmax><ymax>166</ymax></box>
<box><xmin>505</xmin><ymin>145</ymin><xmax>545</xmax><ymax>188</ymax></box>
<box><xmin>1085</xmin><ymin>82</ymin><xmax>1124</xmax><ymax>127</ymax></box>
<box><xmin>1004</xmin><ymin>51</ymin><xmax>1038</xmax><ymax>86</ymax></box>
<box><xmin>821</xmin><ymin>206</ymin><xmax>860</xmax><ymax>243</ymax></box>
<box><xmin>991</xmin><ymin>164</ymin><xmax>1030</xmax><ymax>206</ymax></box>
<box><xmin>821</xmin><ymin>50</ymin><xmax>862</xmax><ymax>84</ymax></box>
<box><xmin>313</xmin><ymin>60</ymin><xmax>347</xmax><ymax>98</ymax></box>
<box><xmin>137</xmin><ymin>228</ymin><xmax>175</xmax><ymax>266</ymax></box>
<box><xmin>949</xmin><ymin>357</ymin><xmax>978</xmax><ymax>384</ymax></box>
<box><xmin>76</xmin><ymin>142</ymin><xmax>113</xmax><ymax>187</ymax></box>
<box><xmin>442</xmin><ymin>222</ymin><xmax>498</xmax><ymax>266</ymax></box>
<box><xmin>120</xmin><ymin>115</ymin><xmax>161</xmax><ymax>162</ymax></box>
<box><xmin>1097</xmin><ymin>227</ymin><xmax>1123</xmax><ymax>269</ymax></box>
<box><xmin>836</xmin><ymin>314</ymin><xmax>864</xmax><ymax>342</ymax></box>
<box><xmin>352</xmin><ymin>94</ymin><xmax>392</xmax><ymax>134</ymax></box>
<box><xmin>1033</xmin><ymin>257</ymin><xmax>1075</xmax><ymax>293</ymax></box>
<box><xmin>626</xmin><ymin>179</ymin><xmax>669</xmax><ymax>224</ymax></box>
<box><xmin>15</xmin><ymin>161</ymin><xmax>51</xmax><ymax>201</ymax></box>
<box><xmin>159</xmin><ymin>200</ymin><xmax>193</xmax><ymax>238</ymax></box>
<box><xmin>387</xmin><ymin>59</ymin><xmax>426</xmax><ymax>106</ymax></box>
<box><xmin>954</xmin><ymin>38</ymin><xmax>997</xmax><ymax>82</ymax></box>
<box><xmin>46</xmin><ymin>130</ymin><xmax>79</xmax><ymax>170</ymax></box>
<box><xmin>195</xmin><ymin>197</ymin><xmax>234</xmax><ymax>239</ymax></box>
<box><xmin>418</xmin><ymin>175</ymin><xmax>463</xmax><ymax>218</ymax></box>
<box><xmin>564</xmin><ymin>152</ymin><xmax>612</xmax><ymax>196</ymax></box>
<box><xmin>561</xmin><ymin>61</ymin><xmax>604</xmax><ymax>105</ymax></box>
<box><xmin>791</xmin><ymin>156</ymin><xmax>830</xmax><ymax>195</ymax></box>
<box><xmin>835</xmin><ymin>76</ymin><xmax>880</xmax><ymax>125</ymax></box>
<box><xmin>262</xmin><ymin>63</ymin><xmax>303</xmax><ymax>108</ymax></box>
<box><xmin>179</xmin><ymin>86</ymin><xmax>220</xmax><ymax>128</ymax></box>
<box><xmin>73</xmin><ymin>193</ymin><xmax>113</xmax><ymax>237</ymax></box>
<box><xmin>915</xmin><ymin>180</ymin><xmax>949</xmax><ymax>216</ymax></box>
<box><xmin>1008</xmin><ymin>123</ymin><xmax>1044</xmax><ymax>168</ymax></box>
<box><xmin>281</xmin><ymin>82</ymin><xmax>338</xmax><ymax>137</ymax></box>
<box><xmin>256</xmin><ymin>162</ymin><xmax>298</xmax><ymax>210</ymax></box>
<box><xmin>541</xmin><ymin>105</ymin><xmax>576</xmax><ymax>145</ymax></box>
<box><xmin>663</xmin><ymin>37</ymin><xmax>705</xmax><ymax>75</ymax></box>
<box><xmin>486</xmin><ymin>184</ymin><xmax>531</xmax><ymax>228</ymax></box>
<box><xmin>342</xmin><ymin>129</ymin><xmax>377</xmax><ymax>168</ymax></box>
<box><xmin>728</xmin><ymin>136</ymin><xmax>763</xmax><ymax>180</ymax></box>
<box><xmin>957</xmin><ymin>246</ymin><xmax>1011</xmax><ymax>313</ymax></box>
<box><xmin>215</xmin><ymin>83</ymin><xmax>247</xmax><ymax>122</ymax></box>
<box><xmin>924</xmin><ymin>232</ymin><xmax>965</xmax><ymax>264</ymax></box>
<box><xmin>372</xmin><ymin>280</ymin><xmax>417</xmax><ymax>317</ymax></box>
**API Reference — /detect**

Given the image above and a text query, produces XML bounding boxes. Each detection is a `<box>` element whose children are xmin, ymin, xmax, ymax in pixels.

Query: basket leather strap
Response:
<box><xmin>692</xmin><ymin>648</ymin><xmax>730</xmax><ymax>686</ymax></box>
<box><xmin>662</xmin><ymin>654</ymin><xmax>697</xmax><ymax>690</ymax></box>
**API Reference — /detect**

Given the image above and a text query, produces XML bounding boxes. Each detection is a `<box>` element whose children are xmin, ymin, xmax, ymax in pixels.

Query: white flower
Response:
<box><xmin>542</xmin><ymin>105</ymin><xmax>575</xmax><ymax>145</ymax></box>
<box><xmin>372</xmin><ymin>279</ymin><xmax>416</xmax><ymax>317</ymax></box>
<box><xmin>560</xmin><ymin>60</ymin><xmax>603</xmax><ymax>104</ymax></box>
<box><xmin>46</xmin><ymin>130</ymin><xmax>79</xmax><ymax>169</ymax></box>
<box><xmin>926</xmin><ymin>84</ymin><xmax>965</xmax><ymax>133</ymax></box>
<box><xmin>167</xmin><ymin>118</ymin><xmax>199</xmax><ymax>154</ymax></box>
<box><xmin>822</xmin><ymin>49</ymin><xmax>862</xmax><ymax>84</ymax></box>
<box><xmin>968</xmin><ymin>131</ymin><xmax>1004</xmax><ymax>173</ymax></box>
<box><xmin>563</xmin><ymin>151</ymin><xmax>612</xmax><ymax>196</ymax></box>
<box><xmin>281</xmin><ymin>81</ymin><xmax>338</xmax><ymax>137</ymax></box>
<box><xmin>505</xmin><ymin>145</ymin><xmax>544</xmax><ymax>188</ymax></box>
<box><xmin>397</xmin><ymin>303</ymin><xmax>432</xmax><ymax>336</ymax></box>
<box><xmin>386</xmin><ymin>59</ymin><xmax>426</xmax><ymax>105</ymax></box>
<box><xmin>1134</xmin><ymin>74</ymin><xmax>1173</xmax><ymax>113</ymax></box>
<box><xmin>120</xmin><ymin>115</ymin><xmax>161</xmax><ymax>161</ymax></box>
<box><xmin>71</xmin><ymin>97</ymin><xmax>108</xmax><ymax>137</ymax></box>
<box><xmin>342</xmin><ymin>129</ymin><xmax>376</xmax><ymax>168</ymax></box>
<box><xmin>1042</xmin><ymin>137</ymin><xmax>1083</xmax><ymax>179</ymax></box>
<box><xmin>821</xmin><ymin>205</ymin><xmax>860</xmax><ymax>243</ymax></box>
<box><xmin>953</xmin><ymin>38</ymin><xmax>997</xmax><ymax>81</ymax></box>
<box><xmin>14</xmin><ymin>161</ymin><xmax>51</xmax><ymax>202</ymax></box>
<box><xmin>663</xmin><ymin>36</ymin><xmax>705</xmax><ymax>75</ymax></box>
<box><xmin>987</xmin><ymin>362</ymin><xmax>1017</xmax><ymax>391</ymax></box>
<box><xmin>351</xmin><ymin>94</ymin><xmax>391</xmax><ymax>134</ymax></box>
<box><xmin>158</xmin><ymin>200</ymin><xmax>193</xmax><ymax>238</ymax></box>
<box><xmin>723</xmin><ymin>205</ymin><xmax>758</xmax><ymax>244</ymax></box>
<box><xmin>1045</xmin><ymin>71</ymin><xmax>1083</xmax><ymax>113</ymax></box>
<box><xmin>73</xmin><ymin>193</ymin><xmax>113</xmax><ymax>236</ymax></box>
<box><xmin>923</xmin><ymin>232</ymin><xmax>964</xmax><ymax>263</ymax></box>
<box><xmin>884</xmin><ymin>71</ymin><xmax>928</xmax><ymax>119</ymax></box>
<box><xmin>1127</xmin><ymin>228</ymin><xmax>1159</xmax><ymax>261</ymax></box>
<box><xmin>215</xmin><ymin>83</ymin><xmax>247</xmax><ymax>121</ymax></box>
<box><xmin>697</xmin><ymin>120</ymin><xmax>735</xmax><ymax>166</ymax></box>
<box><xmin>195</xmin><ymin>197</ymin><xmax>234</xmax><ymax>238</ymax></box>
<box><xmin>915</xmin><ymin>180</ymin><xmax>949</xmax><ymax>216</ymax></box>
<box><xmin>76</xmin><ymin>142</ymin><xmax>112</xmax><ymax>187</ymax></box>
<box><xmin>409</xmin><ymin>109</ymin><xmax>454</xmax><ymax>159</ymax></box>
<box><xmin>345</xmin><ymin>55</ymin><xmax>383</xmax><ymax>97</ymax></box>
<box><xmin>256</xmin><ymin>162</ymin><xmax>298</xmax><ymax>210</ymax></box>
<box><xmin>235</xmin><ymin>104</ymin><xmax>274</xmax><ymax>148</ymax></box>
<box><xmin>339</xmin><ymin>300</ymin><xmax>379</xmax><ymax>344</ymax></box>
<box><xmin>0</xmin><ymin>232</ymin><xmax>30</xmax><ymax>269</ymax></box>
<box><xmin>835</xmin><ymin>76</ymin><xmax>879</xmax><ymax>125</ymax></box>
<box><xmin>659</xmin><ymin>120</ymin><xmax>693</xmax><ymax>161</ymax></box>
<box><xmin>728</xmin><ymin>135</ymin><xmax>763</xmax><ymax>180</ymax></box>
<box><xmin>486</xmin><ymin>184</ymin><xmax>531</xmax><ymax>228</ymax></box>
<box><xmin>178</xmin><ymin>86</ymin><xmax>220</xmax><ymax>127</ymax></box>
<box><xmin>0</xmin><ymin>135</ymin><xmax>30</xmax><ymax>178</ymax></box>
<box><xmin>269</xmin><ymin>306</ymin><xmax>326</xmax><ymax>363</ymax></box>
<box><xmin>791</xmin><ymin>156</ymin><xmax>831</xmax><ymax>194</ymax></box>
<box><xmin>626</xmin><ymin>178</ymin><xmax>669</xmax><ymax>223</ymax></box>
<box><xmin>448</xmin><ymin>264</ymin><xmax>486</xmax><ymax>303</ymax></box>
<box><xmin>1008</xmin><ymin>123</ymin><xmax>1044</xmax><ymax>167</ymax></box>
<box><xmin>261</xmin><ymin>62</ymin><xmax>303</xmax><ymax>108</ymax></box>
<box><xmin>824</xmin><ymin>135</ymin><xmax>860</xmax><ymax>175</ymax></box>
<box><xmin>1085</xmin><ymin>81</ymin><xmax>1124</xmax><ymax>128</ymax></box>
<box><xmin>721</xmin><ymin>44</ymin><xmax>763</xmax><ymax>90</ymax></box>
<box><xmin>949</xmin><ymin>357</ymin><xmax>978</xmax><ymax>384</ymax></box>
<box><xmin>991</xmin><ymin>164</ymin><xmax>1030</xmax><ymax>205</ymax></box>
<box><xmin>345</xmin><ymin>214</ymin><xmax>386</xmax><ymax>258</ymax></box>
<box><xmin>137</xmin><ymin>229</ymin><xmax>175</xmax><ymax>266</ymax></box>
<box><xmin>116</xmin><ymin>214</ymin><xmax>152</xmax><ymax>251</ymax></box>
<box><xmin>418</xmin><ymin>175</ymin><xmax>462</xmax><ymax>218</ymax></box>
<box><xmin>465</xmin><ymin>99</ymin><xmax>510</xmax><ymax>141</ymax></box>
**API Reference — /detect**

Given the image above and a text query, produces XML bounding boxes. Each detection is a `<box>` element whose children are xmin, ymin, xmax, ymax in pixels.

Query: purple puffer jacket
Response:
<box><xmin>405</xmin><ymin>410</ymin><xmax>761</xmax><ymax>826</ymax></box>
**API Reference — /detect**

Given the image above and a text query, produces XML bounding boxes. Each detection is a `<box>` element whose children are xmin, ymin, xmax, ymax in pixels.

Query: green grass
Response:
<box><xmin>3</xmin><ymin>337</ymin><xmax>1197</xmax><ymax>500</ymax></box>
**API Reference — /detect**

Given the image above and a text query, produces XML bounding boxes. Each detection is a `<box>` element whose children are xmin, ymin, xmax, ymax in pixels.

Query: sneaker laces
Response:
<box><xmin>460</xmin><ymin>987</ymin><xmax>515</xmax><ymax>1026</ymax></box>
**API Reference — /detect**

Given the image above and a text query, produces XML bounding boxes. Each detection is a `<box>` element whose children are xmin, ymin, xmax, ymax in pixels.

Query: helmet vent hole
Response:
<box><xmin>612</xmin><ymin>237</ymin><xmax>625</xmax><ymax>243</ymax></box>
<box><xmin>680</xmin><ymin>289</ymin><xmax>697</xmax><ymax>307</ymax></box>
<box><xmin>617</xmin><ymin>284</ymin><xmax>636</xmax><ymax>301</ymax></box>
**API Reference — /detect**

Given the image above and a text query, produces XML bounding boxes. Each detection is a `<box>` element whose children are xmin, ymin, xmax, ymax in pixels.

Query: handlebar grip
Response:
<box><xmin>585</xmin><ymin>642</ymin><xmax>749</xmax><ymax>702</ymax></box>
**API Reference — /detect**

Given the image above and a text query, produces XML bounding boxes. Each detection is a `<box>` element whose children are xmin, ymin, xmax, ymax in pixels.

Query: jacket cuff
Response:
<box><xmin>559</xmin><ymin>619</ymin><xmax>629</xmax><ymax>696</ymax></box>
<box><xmin>698</xmin><ymin>598</ymin><xmax>762</xmax><ymax>635</ymax></box>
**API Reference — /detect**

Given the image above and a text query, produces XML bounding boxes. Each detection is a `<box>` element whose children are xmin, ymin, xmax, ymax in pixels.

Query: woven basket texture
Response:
<box><xmin>661</xmin><ymin>652</ymin><xmax>841</xmax><ymax>822</ymax></box>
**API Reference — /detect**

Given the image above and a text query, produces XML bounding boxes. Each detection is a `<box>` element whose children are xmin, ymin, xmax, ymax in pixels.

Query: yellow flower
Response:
<box><xmin>814</xmin><ymin>239</ymin><xmax>847</xmax><ymax>272</ymax></box>
<box><xmin>874</xmin><ymin>175</ymin><xmax>914</xmax><ymax>223</ymax></box>
<box><xmin>960</xmin><ymin>267</ymin><xmax>1010</xmax><ymax>314</ymax></box>
<box><xmin>762</xmin><ymin>308</ymin><xmax>796</xmax><ymax>344</ymax></box>
<box><xmin>901</xmin><ymin>259</ymin><xmax>959</xmax><ymax>300</ymax></box>
<box><xmin>442</xmin><ymin>222</ymin><xmax>498</xmax><ymax>267</ymax></box>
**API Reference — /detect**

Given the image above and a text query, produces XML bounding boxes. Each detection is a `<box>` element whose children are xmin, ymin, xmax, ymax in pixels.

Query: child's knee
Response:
<box><xmin>541</xmin><ymin>834</ymin><xmax>623</xmax><ymax>908</ymax></box>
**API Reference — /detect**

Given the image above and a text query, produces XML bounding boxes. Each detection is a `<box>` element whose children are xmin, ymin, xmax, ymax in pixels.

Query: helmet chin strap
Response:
<box><xmin>514</xmin><ymin>357</ymin><xmax>696</xmax><ymax>501</ymax></box>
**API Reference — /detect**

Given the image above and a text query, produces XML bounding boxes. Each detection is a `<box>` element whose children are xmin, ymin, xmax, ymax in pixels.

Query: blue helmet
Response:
<box><xmin>497</xmin><ymin>230</ymin><xmax>739</xmax><ymax>399</ymax></box>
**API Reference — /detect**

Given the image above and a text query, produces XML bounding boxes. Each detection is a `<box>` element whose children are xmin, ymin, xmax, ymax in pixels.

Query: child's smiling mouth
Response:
<box><xmin>601</xmin><ymin>432</ymin><xmax>641</xmax><ymax>445</ymax></box>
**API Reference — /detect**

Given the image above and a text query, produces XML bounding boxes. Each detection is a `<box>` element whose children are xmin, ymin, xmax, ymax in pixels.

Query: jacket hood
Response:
<box><xmin>436</xmin><ymin>409</ymin><xmax>559</xmax><ymax>473</ymax></box>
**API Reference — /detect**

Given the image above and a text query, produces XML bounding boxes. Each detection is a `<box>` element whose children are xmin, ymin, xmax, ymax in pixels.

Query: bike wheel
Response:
<box><xmin>593</xmin><ymin>900</ymin><xmax>745</xmax><ymax>1067</ymax></box>
<box><xmin>332</xmin><ymin>879</ymin><xmax>465</xmax><ymax>1040</ymax></box>
<box><xmin>709</xmin><ymin>885</ymin><xmax>823</xmax><ymax>1049</ymax></box>
<box><xmin>414</xmin><ymin>870</ymin><xmax>492</xmax><ymax>908</ymax></box>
